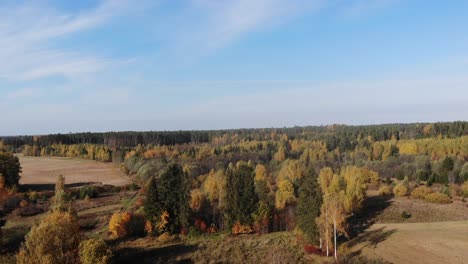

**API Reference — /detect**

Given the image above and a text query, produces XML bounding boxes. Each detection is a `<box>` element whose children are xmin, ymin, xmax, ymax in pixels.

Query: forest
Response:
<box><xmin>0</xmin><ymin>121</ymin><xmax>467</xmax><ymax>263</ymax></box>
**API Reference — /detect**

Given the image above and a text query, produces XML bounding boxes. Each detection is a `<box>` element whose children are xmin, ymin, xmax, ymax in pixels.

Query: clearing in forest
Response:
<box><xmin>18</xmin><ymin>154</ymin><xmax>130</xmax><ymax>187</ymax></box>
<box><xmin>349</xmin><ymin>220</ymin><xmax>468</xmax><ymax>264</ymax></box>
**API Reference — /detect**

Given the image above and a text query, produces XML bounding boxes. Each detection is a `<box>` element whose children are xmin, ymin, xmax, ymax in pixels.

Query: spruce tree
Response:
<box><xmin>297</xmin><ymin>172</ymin><xmax>322</xmax><ymax>244</ymax></box>
<box><xmin>144</xmin><ymin>163</ymin><xmax>190</xmax><ymax>234</ymax></box>
<box><xmin>225</xmin><ymin>163</ymin><xmax>258</xmax><ymax>228</ymax></box>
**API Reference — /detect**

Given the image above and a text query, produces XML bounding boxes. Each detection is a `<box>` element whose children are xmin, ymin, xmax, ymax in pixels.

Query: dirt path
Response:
<box><xmin>18</xmin><ymin>154</ymin><xmax>131</xmax><ymax>186</ymax></box>
<box><xmin>350</xmin><ymin>220</ymin><xmax>468</xmax><ymax>264</ymax></box>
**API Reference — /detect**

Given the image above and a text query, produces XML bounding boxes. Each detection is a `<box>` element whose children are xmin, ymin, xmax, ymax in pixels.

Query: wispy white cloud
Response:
<box><xmin>0</xmin><ymin>0</ymin><xmax>134</xmax><ymax>81</ymax></box>
<box><xmin>164</xmin><ymin>0</ymin><xmax>323</xmax><ymax>56</ymax></box>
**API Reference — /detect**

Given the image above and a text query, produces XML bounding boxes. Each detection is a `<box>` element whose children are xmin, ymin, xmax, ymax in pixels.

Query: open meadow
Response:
<box><xmin>18</xmin><ymin>154</ymin><xmax>131</xmax><ymax>188</ymax></box>
<box><xmin>349</xmin><ymin>220</ymin><xmax>468</xmax><ymax>264</ymax></box>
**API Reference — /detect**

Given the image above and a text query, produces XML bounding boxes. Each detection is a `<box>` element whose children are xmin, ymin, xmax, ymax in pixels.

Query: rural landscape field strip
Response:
<box><xmin>353</xmin><ymin>220</ymin><xmax>468</xmax><ymax>264</ymax></box>
<box><xmin>18</xmin><ymin>155</ymin><xmax>130</xmax><ymax>186</ymax></box>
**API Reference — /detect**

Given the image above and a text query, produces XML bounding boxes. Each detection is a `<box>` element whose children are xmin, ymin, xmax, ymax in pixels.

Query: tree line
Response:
<box><xmin>2</xmin><ymin>121</ymin><xmax>466</xmax><ymax>151</ymax></box>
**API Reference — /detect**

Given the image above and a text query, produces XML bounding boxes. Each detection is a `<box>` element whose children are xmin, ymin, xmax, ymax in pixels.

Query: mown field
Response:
<box><xmin>18</xmin><ymin>154</ymin><xmax>130</xmax><ymax>187</ymax></box>
<box><xmin>349</xmin><ymin>220</ymin><xmax>468</xmax><ymax>264</ymax></box>
<box><xmin>346</xmin><ymin>191</ymin><xmax>468</xmax><ymax>264</ymax></box>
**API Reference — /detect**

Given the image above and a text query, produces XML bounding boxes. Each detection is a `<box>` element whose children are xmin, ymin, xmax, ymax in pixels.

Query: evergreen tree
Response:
<box><xmin>297</xmin><ymin>173</ymin><xmax>322</xmax><ymax>244</ymax></box>
<box><xmin>225</xmin><ymin>163</ymin><xmax>258</xmax><ymax>228</ymax></box>
<box><xmin>144</xmin><ymin>163</ymin><xmax>191</xmax><ymax>234</ymax></box>
<box><xmin>0</xmin><ymin>152</ymin><xmax>21</xmax><ymax>187</ymax></box>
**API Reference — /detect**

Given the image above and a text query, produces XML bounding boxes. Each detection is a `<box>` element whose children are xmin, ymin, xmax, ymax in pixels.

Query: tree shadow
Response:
<box><xmin>346</xmin><ymin>226</ymin><xmax>396</xmax><ymax>255</ymax></box>
<box><xmin>20</xmin><ymin>182</ymin><xmax>100</xmax><ymax>191</ymax></box>
<box><xmin>346</xmin><ymin>194</ymin><xmax>392</xmax><ymax>239</ymax></box>
<box><xmin>113</xmin><ymin>243</ymin><xmax>198</xmax><ymax>264</ymax></box>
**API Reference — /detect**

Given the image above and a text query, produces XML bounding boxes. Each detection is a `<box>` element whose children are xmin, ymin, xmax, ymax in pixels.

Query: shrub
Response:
<box><xmin>4</xmin><ymin>195</ymin><xmax>21</xmax><ymax>210</ymax></box>
<box><xmin>449</xmin><ymin>185</ymin><xmax>462</xmax><ymax>197</ymax></box>
<box><xmin>440</xmin><ymin>186</ymin><xmax>451</xmax><ymax>197</ymax></box>
<box><xmin>28</xmin><ymin>191</ymin><xmax>39</xmax><ymax>202</ymax></box>
<box><xmin>17</xmin><ymin>211</ymin><xmax>81</xmax><ymax>264</ymax></box>
<box><xmin>79</xmin><ymin>186</ymin><xmax>98</xmax><ymax>200</ymax></box>
<box><xmin>378</xmin><ymin>185</ymin><xmax>392</xmax><ymax>196</ymax></box>
<box><xmin>231</xmin><ymin>221</ymin><xmax>253</xmax><ymax>235</ymax></box>
<box><xmin>144</xmin><ymin>220</ymin><xmax>153</xmax><ymax>235</ymax></box>
<box><xmin>187</xmin><ymin>227</ymin><xmax>201</xmax><ymax>238</ymax></box>
<box><xmin>79</xmin><ymin>238</ymin><xmax>113</xmax><ymax>264</ymax></box>
<box><xmin>109</xmin><ymin>212</ymin><xmax>132</xmax><ymax>239</ymax></box>
<box><xmin>393</xmin><ymin>184</ymin><xmax>408</xmax><ymax>197</ymax></box>
<box><xmin>410</xmin><ymin>186</ymin><xmax>433</xmax><ymax>199</ymax></box>
<box><xmin>156</xmin><ymin>211</ymin><xmax>170</xmax><ymax>234</ymax></box>
<box><xmin>108</xmin><ymin>212</ymin><xmax>145</xmax><ymax>239</ymax></box>
<box><xmin>425</xmin><ymin>193</ymin><xmax>451</xmax><ymax>204</ymax></box>
<box><xmin>462</xmin><ymin>182</ymin><xmax>468</xmax><ymax>198</ymax></box>
<box><xmin>157</xmin><ymin>232</ymin><xmax>175</xmax><ymax>243</ymax></box>
<box><xmin>401</xmin><ymin>210</ymin><xmax>411</xmax><ymax>219</ymax></box>
<box><xmin>128</xmin><ymin>183</ymin><xmax>139</xmax><ymax>191</ymax></box>
<box><xmin>19</xmin><ymin>199</ymin><xmax>28</xmax><ymax>208</ymax></box>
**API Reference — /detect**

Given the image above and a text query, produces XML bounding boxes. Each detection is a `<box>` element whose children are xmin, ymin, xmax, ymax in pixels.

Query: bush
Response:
<box><xmin>28</xmin><ymin>191</ymin><xmax>39</xmax><ymax>203</ymax></box>
<box><xmin>462</xmin><ymin>182</ymin><xmax>468</xmax><ymax>198</ymax></box>
<box><xmin>410</xmin><ymin>186</ymin><xmax>433</xmax><ymax>199</ymax></box>
<box><xmin>79</xmin><ymin>238</ymin><xmax>113</xmax><ymax>264</ymax></box>
<box><xmin>425</xmin><ymin>192</ymin><xmax>451</xmax><ymax>204</ymax></box>
<box><xmin>393</xmin><ymin>184</ymin><xmax>408</xmax><ymax>197</ymax></box>
<box><xmin>401</xmin><ymin>210</ymin><xmax>411</xmax><ymax>219</ymax></box>
<box><xmin>17</xmin><ymin>211</ymin><xmax>81</xmax><ymax>264</ymax></box>
<box><xmin>79</xmin><ymin>186</ymin><xmax>98</xmax><ymax>200</ymax></box>
<box><xmin>108</xmin><ymin>212</ymin><xmax>145</xmax><ymax>239</ymax></box>
<box><xmin>4</xmin><ymin>195</ymin><xmax>21</xmax><ymax>210</ymax></box>
<box><xmin>449</xmin><ymin>185</ymin><xmax>462</xmax><ymax>197</ymax></box>
<box><xmin>187</xmin><ymin>227</ymin><xmax>201</xmax><ymax>238</ymax></box>
<box><xmin>378</xmin><ymin>185</ymin><xmax>392</xmax><ymax>196</ymax></box>
<box><xmin>440</xmin><ymin>186</ymin><xmax>451</xmax><ymax>197</ymax></box>
<box><xmin>157</xmin><ymin>232</ymin><xmax>176</xmax><ymax>243</ymax></box>
<box><xmin>231</xmin><ymin>221</ymin><xmax>253</xmax><ymax>235</ymax></box>
<box><xmin>109</xmin><ymin>212</ymin><xmax>132</xmax><ymax>239</ymax></box>
<box><xmin>19</xmin><ymin>199</ymin><xmax>28</xmax><ymax>208</ymax></box>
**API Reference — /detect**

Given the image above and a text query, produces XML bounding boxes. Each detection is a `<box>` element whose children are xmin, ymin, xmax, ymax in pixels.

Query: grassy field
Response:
<box><xmin>375</xmin><ymin>196</ymin><xmax>468</xmax><ymax>223</ymax></box>
<box><xmin>18</xmin><ymin>154</ymin><xmax>131</xmax><ymax>187</ymax></box>
<box><xmin>113</xmin><ymin>232</ymin><xmax>309</xmax><ymax>264</ymax></box>
<box><xmin>349</xmin><ymin>220</ymin><xmax>468</xmax><ymax>264</ymax></box>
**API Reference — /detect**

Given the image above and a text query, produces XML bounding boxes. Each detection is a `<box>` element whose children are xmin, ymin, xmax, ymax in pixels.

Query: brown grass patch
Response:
<box><xmin>18</xmin><ymin>155</ymin><xmax>130</xmax><ymax>187</ymax></box>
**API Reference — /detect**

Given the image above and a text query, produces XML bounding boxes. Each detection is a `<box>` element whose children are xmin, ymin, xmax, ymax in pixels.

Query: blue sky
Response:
<box><xmin>1</xmin><ymin>0</ymin><xmax>468</xmax><ymax>135</ymax></box>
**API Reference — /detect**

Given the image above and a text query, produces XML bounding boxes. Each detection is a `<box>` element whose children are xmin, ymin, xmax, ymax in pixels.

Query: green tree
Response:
<box><xmin>0</xmin><ymin>152</ymin><xmax>21</xmax><ymax>187</ymax></box>
<box><xmin>144</xmin><ymin>163</ymin><xmax>191</xmax><ymax>234</ymax></box>
<box><xmin>225</xmin><ymin>162</ymin><xmax>258</xmax><ymax>229</ymax></box>
<box><xmin>297</xmin><ymin>173</ymin><xmax>322</xmax><ymax>244</ymax></box>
